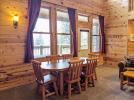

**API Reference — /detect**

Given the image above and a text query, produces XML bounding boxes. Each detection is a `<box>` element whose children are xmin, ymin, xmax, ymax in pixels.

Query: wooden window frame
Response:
<box><xmin>78</xmin><ymin>14</ymin><xmax>89</xmax><ymax>23</ymax></box>
<box><xmin>79</xmin><ymin>29</ymin><xmax>90</xmax><ymax>50</ymax></box>
<box><xmin>91</xmin><ymin>17</ymin><xmax>101</xmax><ymax>53</ymax></box>
<box><xmin>33</xmin><ymin>7</ymin><xmax>52</xmax><ymax>58</ymax></box>
<box><xmin>56</xmin><ymin>9</ymin><xmax>72</xmax><ymax>55</ymax></box>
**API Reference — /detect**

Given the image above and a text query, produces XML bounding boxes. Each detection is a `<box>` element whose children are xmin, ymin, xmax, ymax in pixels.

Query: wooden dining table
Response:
<box><xmin>41</xmin><ymin>57</ymin><xmax>88</xmax><ymax>95</ymax></box>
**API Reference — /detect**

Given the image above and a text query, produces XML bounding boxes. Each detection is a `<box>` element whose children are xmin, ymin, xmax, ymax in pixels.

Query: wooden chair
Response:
<box><xmin>37</xmin><ymin>57</ymin><xmax>50</xmax><ymax>75</ymax></box>
<box><xmin>62</xmin><ymin>54</ymin><xmax>73</xmax><ymax>60</ymax></box>
<box><xmin>32</xmin><ymin>60</ymin><xmax>58</xmax><ymax>100</ymax></box>
<box><xmin>46</xmin><ymin>55</ymin><xmax>60</xmax><ymax>63</ymax></box>
<box><xmin>64</xmin><ymin>59</ymin><xmax>84</xmax><ymax>99</ymax></box>
<box><xmin>46</xmin><ymin>55</ymin><xmax>60</xmax><ymax>76</ymax></box>
<box><xmin>83</xmin><ymin>58</ymin><xmax>97</xmax><ymax>90</ymax></box>
<box><xmin>120</xmin><ymin>67</ymin><xmax>134</xmax><ymax>90</ymax></box>
<box><xmin>88</xmin><ymin>53</ymin><xmax>99</xmax><ymax>80</ymax></box>
<box><xmin>88</xmin><ymin>53</ymin><xmax>100</xmax><ymax>59</ymax></box>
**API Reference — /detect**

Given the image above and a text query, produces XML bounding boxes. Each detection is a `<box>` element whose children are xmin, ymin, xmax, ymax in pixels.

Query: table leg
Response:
<box><xmin>59</xmin><ymin>71</ymin><xmax>64</xmax><ymax>95</ymax></box>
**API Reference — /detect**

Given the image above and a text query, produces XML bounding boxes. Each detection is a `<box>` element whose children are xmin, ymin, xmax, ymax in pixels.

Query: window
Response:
<box><xmin>57</xmin><ymin>10</ymin><xmax>71</xmax><ymax>55</ymax></box>
<box><xmin>92</xmin><ymin>18</ymin><xmax>100</xmax><ymax>52</ymax></box>
<box><xmin>121</xmin><ymin>0</ymin><xmax>128</xmax><ymax>6</ymax></box>
<box><xmin>33</xmin><ymin>8</ymin><xmax>51</xmax><ymax>58</ymax></box>
<box><xmin>78</xmin><ymin>15</ymin><xmax>88</xmax><ymax>22</ymax></box>
<box><xmin>80</xmin><ymin>30</ymin><xmax>89</xmax><ymax>50</ymax></box>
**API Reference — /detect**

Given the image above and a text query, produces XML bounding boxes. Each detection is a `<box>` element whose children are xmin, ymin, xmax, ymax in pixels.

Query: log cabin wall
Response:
<box><xmin>0</xmin><ymin>0</ymin><xmax>28</xmax><ymax>67</ymax></box>
<box><xmin>104</xmin><ymin>0</ymin><xmax>128</xmax><ymax>66</ymax></box>
<box><xmin>128</xmin><ymin>0</ymin><xmax>134</xmax><ymax>20</ymax></box>
<box><xmin>43</xmin><ymin>0</ymin><xmax>105</xmax><ymax>15</ymax></box>
<box><xmin>128</xmin><ymin>20</ymin><xmax>134</xmax><ymax>55</ymax></box>
<box><xmin>0</xmin><ymin>0</ymin><xmax>105</xmax><ymax>90</ymax></box>
<box><xmin>0</xmin><ymin>0</ymin><xmax>34</xmax><ymax>91</ymax></box>
<box><xmin>128</xmin><ymin>0</ymin><xmax>134</xmax><ymax>58</ymax></box>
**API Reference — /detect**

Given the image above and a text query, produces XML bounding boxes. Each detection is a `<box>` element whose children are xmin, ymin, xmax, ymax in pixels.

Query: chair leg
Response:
<box><xmin>120</xmin><ymin>73</ymin><xmax>124</xmax><ymax>90</ymax></box>
<box><xmin>68</xmin><ymin>83</ymin><xmax>71</xmax><ymax>100</ymax></box>
<box><xmin>77</xmin><ymin>82</ymin><xmax>81</xmax><ymax>93</ymax></box>
<box><xmin>42</xmin><ymin>86</ymin><xmax>46</xmax><ymax>100</ymax></box>
<box><xmin>91</xmin><ymin>77</ymin><xmax>95</xmax><ymax>87</ymax></box>
<box><xmin>36</xmin><ymin>83</ymin><xmax>40</xmax><ymax>94</ymax></box>
<box><xmin>53</xmin><ymin>82</ymin><xmax>59</xmax><ymax>96</ymax></box>
<box><xmin>85</xmin><ymin>78</ymin><xmax>88</xmax><ymax>91</ymax></box>
<box><xmin>94</xmin><ymin>69</ymin><xmax>97</xmax><ymax>80</ymax></box>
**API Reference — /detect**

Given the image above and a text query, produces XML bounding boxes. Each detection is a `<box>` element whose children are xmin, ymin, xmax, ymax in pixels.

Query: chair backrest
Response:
<box><xmin>68</xmin><ymin>60</ymin><xmax>84</xmax><ymax>81</ymax></box>
<box><xmin>88</xmin><ymin>53</ymin><xmax>99</xmax><ymax>59</ymax></box>
<box><xmin>32</xmin><ymin>60</ymin><xmax>44</xmax><ymax>83</ymax></box>
<box><xmin>86</xmin><ymin>59</ymin><xmax>97</xmax><ymax>76</ymax></box>
<box><xmin>62</xmin><ymin>54</ymin><xmax>73</xmax><ymax>60</ymax></box>
<box><xmin>46</xmin><ymin>55</ymin><xmax>60</xmax><ymax>63</ymax></box>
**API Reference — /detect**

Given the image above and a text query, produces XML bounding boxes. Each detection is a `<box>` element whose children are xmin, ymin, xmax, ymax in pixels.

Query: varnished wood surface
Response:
<box><xmin>1</xmin><ymin>0</ymin><xmax>134</xmax><ymax>91</ymax></box>
<box><xmin>105</xmin><ymin>0</ymin><xmax>128</xmax><ymax>66</ymax></box>
<box><xmin>128</xmin><ymin>21</ymin><xmax>134</xmax><ymax>56</ymax></box>
<box><xmin>0</xmin><ymin>74</ymin><xmax>7</xmax><ymax>82</ymax></box>
<box><xmin>41</xmin><ymin>57</ymin><xmax>88</xmax><ymax>95</ymax></box>
<box><xmin>0</xmin><ymin>64</ymin><xmax>34</xmax><ymax>91</ymax></box>
<box><xmin>32</xmin><ymin>60</ymin><xmax>59</xmax><ymax>99</ymax></box>
<box><xmin>0</xmin><ymin>0</ymin><xmax>104</xmax><ymax>91</ymax></box>
<box><xmin>41</xmin><ymin>57</ymin><xmax>88</xmax><ymax>71</ymax></box>
<box><xmin>41</xmin><ymin>61</ymin><xmax>69</xmax><ymax>71</ymax></box>
<box><xmin>64</xmin><ymin>59</ymin><xmax>83</xmax><ymax>99</ymax></box>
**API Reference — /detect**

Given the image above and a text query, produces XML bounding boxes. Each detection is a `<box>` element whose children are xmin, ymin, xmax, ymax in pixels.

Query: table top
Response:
<box><xmin>41</xmin><ymin>61</ymin><xmax>69</xmax><ymax>71</ymax></box>
<box><xmin>41</xmin><ymin>57</ymin><xmax>88</xmax><ymax>71</ymax></box>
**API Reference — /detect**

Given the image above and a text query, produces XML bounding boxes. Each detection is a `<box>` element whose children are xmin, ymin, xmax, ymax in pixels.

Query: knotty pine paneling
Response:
<box><xmin>0</xmin><ymin>0</ymin><xmax>104</xmax><ymax>90</ymax></box>
<box><xmin>0</xmin><ymin>63</ymin><xmax>34</xmax><ymax>91</ymax></box>
<box><xmin>128</xmin><ymin>20</ymin><xmax>134</xmax><ymax>56</ymax></box>
<box><xmin>0</xmin><ymin>0</ymin><xmax>28</xmax><ymax>66</ymax></box>
<box><xmin>104</xmin><ymin>0</ymin><xmax>128</xmax><ymax>66</ymax></box>
<box><xmin>0</xmin><ymin>0</ymin><xmax>30</xmax><ymax>91</ymax></box>
<box><xmin>43</xmin><ymin>0</ymin><xmax>105</xmax><ymax>15</ymax></box>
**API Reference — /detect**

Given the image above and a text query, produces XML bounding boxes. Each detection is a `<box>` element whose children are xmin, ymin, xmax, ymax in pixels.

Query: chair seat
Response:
<box><xmin>123</xmin><ymin>71</ymin><xmax>134</xmax><ymax>78</ymax></box>
<box><xmin>43</xmin><ymin>74</ymin><xmax>56</xmax><ymax>83</ymax></box>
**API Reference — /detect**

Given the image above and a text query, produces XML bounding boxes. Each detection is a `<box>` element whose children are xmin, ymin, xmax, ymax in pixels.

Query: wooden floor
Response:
<box><xmin>0</xmin><ymin>64</ymin><xmax>134</xmax><ymax>100</ymax></box>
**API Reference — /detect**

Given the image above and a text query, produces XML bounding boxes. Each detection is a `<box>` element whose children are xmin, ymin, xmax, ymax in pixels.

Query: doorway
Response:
<box><xmin>78</xmin><ymin>29</ymin><xmax>90</xmax><ymax>57</ymax></box>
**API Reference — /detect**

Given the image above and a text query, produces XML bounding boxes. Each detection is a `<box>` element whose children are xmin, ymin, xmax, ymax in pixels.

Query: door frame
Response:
<box><xmin>78</xmin><ymin>28</ymin><xmax>91</xmax><ymax>57</ymax></box>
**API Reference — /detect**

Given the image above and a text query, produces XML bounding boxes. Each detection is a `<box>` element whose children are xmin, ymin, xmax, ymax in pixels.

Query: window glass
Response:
<box><xmin>92</xmin><ymin>18</ymin><xmax>99</xmax><ymax>35</ymax></box>
<box><xmin>80</xmin><ymin>30</ymin><xmax>89</xmax><ymax>50</ymax></box>
<box><xmin>57</xmin><ymin>35</ymin><xmax>71</xmax><ymax>54</ymax></box>
<box><xmin>33</xmin><ymin>34</ymin><xmax>51</xmax><ymax>58</ymax></box>
<box><xmin>57</xmin><ymin>10</ymin><xmax>71</xmax><ymax>55</ymax></box>
<box><xmin>78</xmin><ymin>15</ymin><xmax>88</xmax><ymax>22</ymax></box>
<box><xmin>92</xmin><ymin>18</ymin><xmax>100</xmax><ymax>52</ymax></box>
<box><xmin>33</xmin><ymin>8</ymin><xmax>51</xmax><ymax>58</ymax></box>
<box><xmin>34</xmin><ymin>8</ymin><xmax>50</xmax><ymax>33</ymax></box>
<box><xmin>92</xmin><ymin>36</ymin><xmax>100</xmax><ymax>52</ymax></box>
<box><xmin>121</xmin><ymin>0</ymin><xmax>128</xmax><ymax>6</ymax></box>
<box><xmin>57</xmin><ymin>11</ymin><xmax>70</xmax><ymax>34</ymax></box>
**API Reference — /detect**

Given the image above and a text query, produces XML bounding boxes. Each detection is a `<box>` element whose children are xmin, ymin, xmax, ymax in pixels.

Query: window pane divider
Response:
<box><xmin>57</xmin><ymin>33</ymin><xmax>70</xmax><ymax>35</ymax></box>
<box><xmin>33</xmin><ymin>32</ymin><xmax>50</xmax><ymax>34</ymax></box>
<box><xmin>92</xmin><ymin>35</ymin><xmax>100</xmax><ymax>36</ymax></box>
